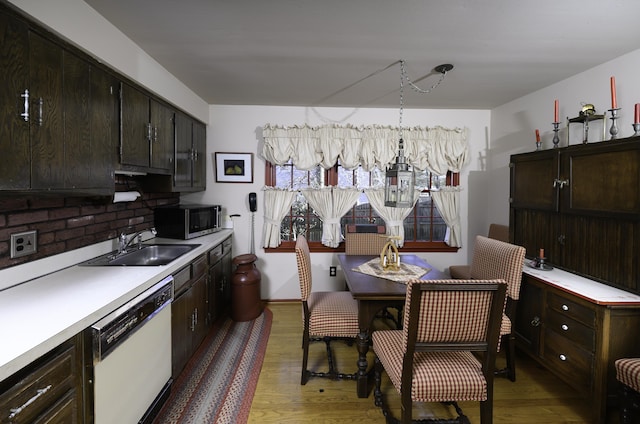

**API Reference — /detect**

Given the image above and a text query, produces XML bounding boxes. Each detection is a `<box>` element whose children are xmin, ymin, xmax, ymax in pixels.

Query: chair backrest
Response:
<box><xmin>469</xmin><ymin>235</ymin><xmax>526</xmax><ymax>300</ymax></box>
<box><xmin>295</xmin><ymin>235</ymin><xmax>312</xmax><ymax>301</ymax></box>
<box><xmin>487</xmin><ymin>223</ymin><xmax>509</xmax><ymax>243</ymax></box>
<box><xmin>344</xmin><ymin>223</ymin><xmax>387</xmax><ymax>255</ymax></box>
<box><xmin>402</xmin><ymin>279</ymin><xmax>507</xmax><ymax>371</ymax></box>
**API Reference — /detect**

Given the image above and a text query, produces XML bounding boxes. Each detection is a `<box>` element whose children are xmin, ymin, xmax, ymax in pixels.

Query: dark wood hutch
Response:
<box><xmin>510</xmin><ymin>135</ymin><xmax>640</xmax><ymax>423</ymax></box>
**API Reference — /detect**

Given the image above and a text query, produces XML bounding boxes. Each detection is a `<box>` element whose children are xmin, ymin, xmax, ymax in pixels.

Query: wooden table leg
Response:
<box><xmin>356</xmin><ymin>330</ymin><xmax>370</xmax><ymax>398</ymax></box>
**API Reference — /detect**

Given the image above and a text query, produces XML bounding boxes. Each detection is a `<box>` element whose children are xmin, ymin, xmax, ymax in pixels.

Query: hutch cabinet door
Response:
<box><xmin>560</xmin><ymin>141</ymin><xmax>640</xmax><ymax>217</ymax></box>
<box><xmin>510</xmin><ymin>149</ymin><xmax>559</xmax><ymax>211</ymax></box>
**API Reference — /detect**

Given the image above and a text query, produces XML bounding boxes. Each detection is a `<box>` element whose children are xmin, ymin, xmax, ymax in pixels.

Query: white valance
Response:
<box><xmin>262</xmin><ymin>124</ymin><xmax>469</xmax><ymax>174</ymax></box>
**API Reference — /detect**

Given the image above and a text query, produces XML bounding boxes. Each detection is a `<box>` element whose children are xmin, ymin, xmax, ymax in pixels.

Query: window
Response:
<box><xmin>265</xmin><ymin>161</ymin><xmax>458</xmax><ymax>252</ymax></box>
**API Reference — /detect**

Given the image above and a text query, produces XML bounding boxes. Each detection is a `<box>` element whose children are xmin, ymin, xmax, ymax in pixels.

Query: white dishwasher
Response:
<box><xmin>89</xmin><ymin>276</ymin><xmax>173</xmax><ymax>424</ymax></box>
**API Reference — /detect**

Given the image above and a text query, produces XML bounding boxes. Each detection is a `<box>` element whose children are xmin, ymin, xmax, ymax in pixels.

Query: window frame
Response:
<box><xmin>264</xmin><ymin>162</ymin><xmax>459</xmax><ymax>253</ymax></box>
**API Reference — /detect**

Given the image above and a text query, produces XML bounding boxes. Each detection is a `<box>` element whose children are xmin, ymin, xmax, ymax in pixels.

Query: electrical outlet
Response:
<box><xmin>329</xmin><ymin>266</ymin><xmax>337</xmax><ymax>277</ymax></box>
<box><xmin>10</xmin><ymin>230</ymin><xmax>37</xmax><ymax>259</ymax></box>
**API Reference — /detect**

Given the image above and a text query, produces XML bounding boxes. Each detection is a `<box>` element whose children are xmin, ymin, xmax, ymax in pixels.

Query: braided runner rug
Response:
<box><xmin>154</xmin><ymin>308</ymin><xmax>272</xmax><ymax>424</ymax></box>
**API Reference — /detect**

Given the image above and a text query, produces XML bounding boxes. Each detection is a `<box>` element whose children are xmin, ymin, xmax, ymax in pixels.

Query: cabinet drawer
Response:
<box><xmin>208</xmin><ymin>244</ymin><xmax>223</xmax><ymax>264</ymax></box>
<box><xmin>543</xmin><ymin>329</ymin><xmax>593</xmax><ymax>392</ymax></box>
<box><xmin>547</xmin><ymin>292</ymin><xmax>595</xmax><ymax>327</ymax></box>
<box><xmin>173</xmin><ymin>265</ymin><xmax>191</xmax><ymax>295</ymax></box>
<box><xmin>191</xmin><ymin>254</ymin><xmax>208</xmax><ymax>277</ymax></box>
<box><xmin>545</xmin><ymin>309</ymin><xmax>595</xmax><ymax>351</ymax></box>
<box><xmin>0</xmin><ymin>344</ymin><xmax>76</xmax><ymax>424</ymax></box>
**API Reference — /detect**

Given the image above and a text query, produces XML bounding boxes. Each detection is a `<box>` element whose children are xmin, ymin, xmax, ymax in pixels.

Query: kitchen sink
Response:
<box><xmin>81</xmin><ymin>244</ymin><xmax>200</xmax><ymax>266</ymax></box>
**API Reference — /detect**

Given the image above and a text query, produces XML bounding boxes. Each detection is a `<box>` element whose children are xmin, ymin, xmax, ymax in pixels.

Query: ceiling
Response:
<box><xmin>83</xmin><ymin>0</ymin><xmax>640</xmax><ymax>110</ymax></box>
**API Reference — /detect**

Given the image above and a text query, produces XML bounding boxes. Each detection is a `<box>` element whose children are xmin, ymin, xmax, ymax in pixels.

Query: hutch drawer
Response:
<box><xmin>545</xmin><ymin>308</ymin><xmax>595</xmax><ymax>351</ymax></box>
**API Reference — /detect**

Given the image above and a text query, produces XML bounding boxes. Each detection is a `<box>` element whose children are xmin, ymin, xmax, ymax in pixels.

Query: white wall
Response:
<box><xmin>182</xmin><ymin>106</ymin><xmax>491</xmax><ymax>300</ymax></box>
<box><xmin>9</xmin><ymin>0</ymin><xmax>209</xmax><ymax>122</ymax></box>
<box><xmin>488</xmin><ymin>49</ymin><xmax>640</xmax><ymax>227</ymax></box>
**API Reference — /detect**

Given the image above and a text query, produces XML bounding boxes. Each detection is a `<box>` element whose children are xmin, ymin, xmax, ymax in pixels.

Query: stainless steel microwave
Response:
<box><xmin>154</xmin><ymin>204</ymin><xmax>221</xmax><ymax>239</ymax></box>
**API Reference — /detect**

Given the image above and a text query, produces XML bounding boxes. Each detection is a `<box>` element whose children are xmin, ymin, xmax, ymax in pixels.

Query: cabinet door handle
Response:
<box><xmin>20</xmin><ymin>89</ymin><xmax>29</xmax><ymax>121</ymax></box>
<box><xmin>37</xmin><ymin>98</ymin><xmax>43</xmax><ymax>126</ymax></box>
<box><xmin>530</xmin><ymin>316</ymin><xmax>541</xmax><ymax>327</ymax></box>
<box><xmin>562</xmin><ymin>304</ymin><xmax>569</xmax><ymax>311</ymax></box>
<box><xmin>146</xmin><ymin>123</ymin><xmax>152</xmax><ymax>142</ymax></box>
<box><xmin>559</xmin><ymin>354</ymin><xmax>567</xmax><ymax>361</ymax></box>
<box><xmin>561</xmin><ymin>324</ymin><xmax>569</xmax><ymax>331</ymax></box>
<box><xmin>8</xmin><ymin>384</ymin><xmax>52</xmax><ymax>420</ymax></box>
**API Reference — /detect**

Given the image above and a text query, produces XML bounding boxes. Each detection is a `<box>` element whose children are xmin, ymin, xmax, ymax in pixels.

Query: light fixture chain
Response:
<box><xmin>401</xmin><ymin>61</ymin><xmax>449</xmax><ymax>94</ymax></box>
<box><xmin>399</xmin><ymin>61</ymin><xmax>405</xmax><ymax>142</ymax></box>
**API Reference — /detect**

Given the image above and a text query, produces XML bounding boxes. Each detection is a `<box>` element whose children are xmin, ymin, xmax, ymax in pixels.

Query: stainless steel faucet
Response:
<box><xmin>119</xmin><ymin>227</ymin><xmax>157</xmax><ymax>254</ymax></box>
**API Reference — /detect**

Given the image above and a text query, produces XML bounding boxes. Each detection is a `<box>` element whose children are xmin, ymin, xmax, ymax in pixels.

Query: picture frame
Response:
<box><xmin>214</xmin><ymin>152</ymin><xmax>254</xmax><ymax>183</ymax></box>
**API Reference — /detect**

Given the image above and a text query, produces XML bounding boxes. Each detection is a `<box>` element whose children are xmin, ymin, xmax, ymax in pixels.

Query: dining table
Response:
<box><xmin>337</xmin><ymin>253</ymin><xmax>447</xmax><ymax>398</ymax></box>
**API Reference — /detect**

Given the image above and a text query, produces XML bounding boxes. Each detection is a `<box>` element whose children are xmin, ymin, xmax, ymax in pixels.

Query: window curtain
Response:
<box><xmin>262</xmin><ymin>124</ymin><xmax>469</xmax><ymax>247</ymax></box>
<box><xmin>301</xmin><ymin>187</ymin><xmax>361</xmax><ymax>248</ymax></box>
<box><xmin>364</xmin><ymin>188</ymin><xmax>421</xmax><ymax>248</ymax></box>
<box><xmin>432</xmin><ymin>187</ymin><xmax>462</xmax><ymax>247</ymax></box>
<box><xmin>262</xmin><ymin>188</ymin><xmax>297</xmax><ymax>248</ymax></box>
<box><xmin>262</xmin><ymin>124</ymin><xmax>469</xmax><ymax>174</ymax></box>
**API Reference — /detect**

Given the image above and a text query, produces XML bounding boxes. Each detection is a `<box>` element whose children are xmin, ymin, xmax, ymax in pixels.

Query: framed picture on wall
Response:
<box><xmin>214</xmin><ymin>152</ymin><xmax>254</xmax><ymax>183</ymax></box>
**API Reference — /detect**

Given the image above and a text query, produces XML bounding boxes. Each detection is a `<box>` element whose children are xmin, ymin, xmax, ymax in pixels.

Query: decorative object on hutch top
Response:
<box><xmin>384</xmin><ymin>61</ymin><xmax>453</xmax><ymax>207</ymax></box>
<box><xmin>214</xmin><ymin>152</ymin><xmax>253</xmax><ymax>183</ymax></box>
<box><xmin>510</xmin><ymin>135</ymin><xmax>640</xmax><ymax>423</ymax></box>
<box><xmin>552</xmin><ymin>99</ymin><xmax>561</xmax><ymax>148</ymax></box>
<box><xmin>566</xmin><ymin>103</ymin><xmax>606</xmax><ymax>145</ymax></box>
<box><xmin>609</xmin><ymin>76</ymin><xmax>621</xmax><ymax>140</ymax></box>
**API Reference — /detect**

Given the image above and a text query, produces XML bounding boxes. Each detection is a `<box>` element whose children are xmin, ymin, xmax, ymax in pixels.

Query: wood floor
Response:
<box><xmin>248</xmin><ymin>302</ymin><xmax>619</xmax><ymax>424</ymax></box>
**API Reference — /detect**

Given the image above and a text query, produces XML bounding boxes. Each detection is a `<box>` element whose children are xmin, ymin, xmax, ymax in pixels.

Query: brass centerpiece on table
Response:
<box><xmin>380</xmin><ymin>235</ymin><xmax>402</xmax><ymax>271</ymax></box>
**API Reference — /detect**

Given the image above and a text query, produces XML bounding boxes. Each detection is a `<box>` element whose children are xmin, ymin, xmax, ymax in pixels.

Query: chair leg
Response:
<box><xmin>301</xmin><ymin>330</ymin><xmax>311</xmax><ymax>385</ymax></box>
<box><xmin>494</xmin><ymin>333</ymin><xmax>516</xmax><ymax>382</ymax></box>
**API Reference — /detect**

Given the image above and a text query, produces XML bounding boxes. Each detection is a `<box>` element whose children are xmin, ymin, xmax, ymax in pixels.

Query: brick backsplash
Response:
<box><xmin>0</xmin><ymin>177</ymin><xmax>180</xmax><ymax>270</ymax></box>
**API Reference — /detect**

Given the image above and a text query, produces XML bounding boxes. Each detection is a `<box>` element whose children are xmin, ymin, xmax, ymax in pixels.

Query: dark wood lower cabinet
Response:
<box><xmin>515</xmin><ymin>272</ymin><xmax>640</xmax><ymax>423</ymax></box>
<box><xmin>0</xmin><ymin>334</ymin><xmax>83</xmax><ymax>424</ymax></box>
<box><xmin>171</xmin><ymin>255</ymin><xmax>209</xmax><ymax>379</ymax></box>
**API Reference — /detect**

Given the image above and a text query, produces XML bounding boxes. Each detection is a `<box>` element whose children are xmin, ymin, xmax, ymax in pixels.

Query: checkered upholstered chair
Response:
<box><xmin>615</xmin><ymin>358</ymin><xmax>640</xmax><ymax>423</ymax></box>
<box><xmin>373</xmin><ymin>279</ymin><xmax>507</xmax><ymax>424</ymax></box>
<box><xmin>449</xmin><ymin>224</ymin><xmax>510</xmax><ymax>279</ymax></box>
<box><xmin>344</xmin><ymin>225</ymin><xmax>401</xmax><ymax>328</ymax></box>
<box><xmin>344</xmin><ymin>224</ymin><xmax>387</xmax><ymax>255</ymax></box>
<box><xmin>295</xmin><ymin>235</ymin><xmax>359</xmax><ymax>385</ymax></box>
<box><xmin>468</xmin><ymin>235</ymin><xmax>526</xmax><ymax>382</ymax></box>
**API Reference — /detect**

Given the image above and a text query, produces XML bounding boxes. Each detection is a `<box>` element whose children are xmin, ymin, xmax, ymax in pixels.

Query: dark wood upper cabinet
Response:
<box><xmin>1</xmin><ymin>2</ymin><xmax>204</xmax><ymax>195</ymax></box>
<box><xmin>0</xmin><ymin>9</ymin><xmax>30</xmax><ymax>190</ymax></box>
<box><xmin>560</xmin><ymin>141</ymin><xmax>640</xmax><ymax>217</ymax></box>
<box><xmin>510</xmin><ymin>149</ymin><xmax>559</xmax><ymax>211</ymax></box>
<box><xmin>29</xmin><ymin>32</ymin><xmax>64</xmax><ymax>190</ymax></box>
<box><xmin>510</xmin><ymin>137</ymin><xmax>640</xmax><ymax>294</ymax></box>
<box><xmin>119</xmin><ymin>83</ymin><xmax>174</xmax><ymax>174</ymax></box>
<box><xmin>171</xmin><ymin>111</ymin><xmax>207</xmax><ymax>192</ymax></box>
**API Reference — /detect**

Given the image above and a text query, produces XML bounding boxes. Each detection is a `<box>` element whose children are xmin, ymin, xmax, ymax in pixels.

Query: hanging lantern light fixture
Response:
<box><xmin>384</xmin><ymin>61</ymin><xmax>453</xmax><ymax>208</ymax></box>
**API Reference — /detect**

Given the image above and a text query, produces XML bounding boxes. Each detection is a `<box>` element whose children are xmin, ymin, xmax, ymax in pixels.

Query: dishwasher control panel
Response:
<box><xmin>90</xmin><ymin>276</ymin><xmax>173</xmax><ymax>362</ymax></box>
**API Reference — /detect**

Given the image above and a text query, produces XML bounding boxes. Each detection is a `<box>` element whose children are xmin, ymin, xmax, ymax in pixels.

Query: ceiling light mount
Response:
<box><xmin>434</xmin><ymin>63</ymin><xmax>454</xmax><ymax>74</ymax></box>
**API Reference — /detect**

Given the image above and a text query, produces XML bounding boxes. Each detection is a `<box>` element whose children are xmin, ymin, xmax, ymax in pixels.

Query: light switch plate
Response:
<box><xmin>10</xmin><ymin>230</ymin><xmax>37</xmax><ymax>258</ymax></box>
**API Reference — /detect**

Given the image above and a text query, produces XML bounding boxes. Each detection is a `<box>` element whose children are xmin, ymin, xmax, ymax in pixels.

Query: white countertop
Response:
<box><xmin>523</xmin><ymin>260</ymin><xmax>640</xmax><ymax>305</ymax></box>
<box><xmin>0</xmin><ymin>230</ymin><xmax>233</xmax><ymax>382</ymax></box>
